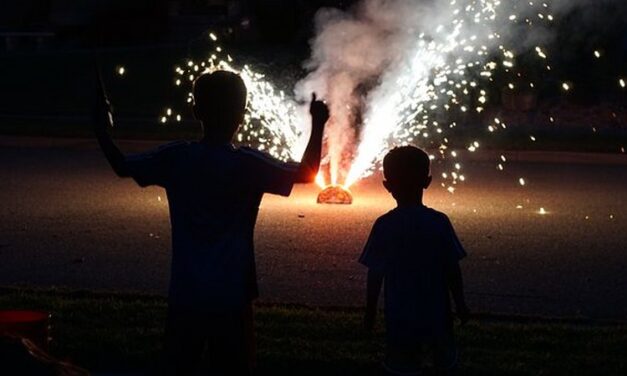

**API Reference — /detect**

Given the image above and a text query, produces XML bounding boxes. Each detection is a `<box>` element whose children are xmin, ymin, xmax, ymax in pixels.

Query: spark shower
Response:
<box><xmin>158</xmin><ymin>0</ymin><xmax>620</xmax><ymax>196</ymax></box>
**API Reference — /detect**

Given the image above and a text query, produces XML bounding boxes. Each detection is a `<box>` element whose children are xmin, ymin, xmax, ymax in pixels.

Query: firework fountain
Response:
<box><xmin>157</xmin><ymin>0</ymin><xmax>623</xmax><ymax>204</ymax></box>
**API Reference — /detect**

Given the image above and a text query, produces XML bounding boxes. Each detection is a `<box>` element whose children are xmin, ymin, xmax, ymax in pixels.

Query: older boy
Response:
<box><xmin>360</xmin><ymin>146</ymin><xmax>469</xmax><ymax>375</ymax></box>
<box><xmin>94</xmin><ymin>70</ymin><xmax>329</xmax><ymax>375</ymax></box>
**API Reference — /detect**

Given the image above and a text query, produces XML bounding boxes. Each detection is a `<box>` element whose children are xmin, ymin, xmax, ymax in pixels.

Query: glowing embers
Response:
<box><xmin>317</xmin><ymin>185</ymin><xmax>353</xmax><ymax>205</ymax></box>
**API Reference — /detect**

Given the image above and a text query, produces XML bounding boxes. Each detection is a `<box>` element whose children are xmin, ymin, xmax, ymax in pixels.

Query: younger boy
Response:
<box><xmin>359</xmin><ymin>146</ymin><xmax>469</xmax><ymax>375</ymax></box>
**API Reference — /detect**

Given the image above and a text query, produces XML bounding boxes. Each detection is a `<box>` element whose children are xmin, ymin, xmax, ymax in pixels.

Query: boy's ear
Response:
<box><xmin>382</xmin><ymin>180</ymin><xmax>392</xmax><ymax>193</ymax></box>
<box><xmin>424</xmin><ymin>175</ymin><xmax>432</xmax><ymax>189</ymax></box>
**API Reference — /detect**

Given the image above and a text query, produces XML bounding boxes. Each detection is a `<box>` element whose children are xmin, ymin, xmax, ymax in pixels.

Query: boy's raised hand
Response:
<box><xmin>310</xmin><ymin>93</ymin><xmax>330</xmax><ymax>129</ymax></box>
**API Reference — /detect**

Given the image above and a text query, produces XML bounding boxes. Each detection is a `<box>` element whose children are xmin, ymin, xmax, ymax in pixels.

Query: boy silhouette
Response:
<box><xmin>359</xmin><ymin>146</ymin><xmax>469</xmax><ymax>375</ymax></box>
<box><xmin>93</xmin><ymin>70</ymin><xmax>329</xmax><ymax>375</ymax></box>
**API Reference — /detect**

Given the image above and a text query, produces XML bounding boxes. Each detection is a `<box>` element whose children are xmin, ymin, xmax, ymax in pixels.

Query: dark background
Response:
<box><xmin>0</xmin><ymin>0</ymin><xmax>625</xmax><ymax>148</ymax></box>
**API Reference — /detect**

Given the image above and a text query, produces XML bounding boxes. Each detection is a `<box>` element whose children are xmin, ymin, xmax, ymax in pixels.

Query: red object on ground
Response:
<box><xmin>0</xmin><ymin>310</ymin><xmax>51</xmax><ymax>350</ymax></box>
<box><xmin>317</xmin><ymin>185</ymin><xmax>353</xmax><ymax>205</ymax></box>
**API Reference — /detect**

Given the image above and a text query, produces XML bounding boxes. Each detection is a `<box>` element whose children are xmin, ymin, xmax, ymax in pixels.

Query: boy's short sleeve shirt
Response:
<box><xmin>442</xmin><ymin>214</ymin><xmax>467</xmax><ymax>266</ymax></box>
<box><xmin>126</xmin><ymin>141</ymin><xmax>187</xmax><ymax>187</ymax></box>
<box><xmin>358</xmin><ymin>218</ymin><xmax>387</xmax><ymax>273</ymax></box>
<box><xmin>126</xmin><ymin>143</ymin><xmax>297</xmax><ymax>193</ymax></box>
<box><xmin>359</xmin><ymin>206</ymin><xmax>466</xmax><ymax>341</ymax></box>
<box><xmin>238</xmin><ymin>147</ymin><xmax>298</xmax><ymax>196</ymax></box>
<box><xmin>124</xmin><ymin>141</ymin><xmax>297</xmax><ymax>312</ymax></box>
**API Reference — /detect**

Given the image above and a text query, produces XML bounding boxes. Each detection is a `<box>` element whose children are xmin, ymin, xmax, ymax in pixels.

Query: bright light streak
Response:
<box><xmin>162</xmin><ymin>0</ymin><xmax>600</xmax><ymax>195</ymax></box>
<box><xmin>315</xmin><ymin>172</ymin><xmax>326</xmax><ymax>189</ymax></box>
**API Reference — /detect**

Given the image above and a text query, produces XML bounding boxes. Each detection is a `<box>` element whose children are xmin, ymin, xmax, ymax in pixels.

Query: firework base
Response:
<box><xmin>316</xmin><ymin>185</ymin><xmax>353</xmax><ymax>205</ymax></box>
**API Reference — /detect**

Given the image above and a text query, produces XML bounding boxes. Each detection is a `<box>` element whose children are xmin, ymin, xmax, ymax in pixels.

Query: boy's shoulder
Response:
<box><xmin>154</xmin><ymin>140</ymin><xmax>191</xmax><ymax>155</ymax></box>
<box><xmin>372</xmin><ymin>206</ymin><xmax>453</xmax><ymax>237</ymax></box>
<box><xmin>424</xmin><ymin>207</ymin><xmax>451</xmax><ymax>222</ymax></box>
<box><xmin>378</xmin><ymin>206</ymin><xmax>449</xmax><ymax>223</ymax></box>
<box><xmin>237</xmin><ymin>146</ymin><xmax>273</xmax><ymax>160</ymax></box>
<box><xmin>128</xmin><ymin>140</ymin><xmax>189</xmax><ymax>161</ymax></box>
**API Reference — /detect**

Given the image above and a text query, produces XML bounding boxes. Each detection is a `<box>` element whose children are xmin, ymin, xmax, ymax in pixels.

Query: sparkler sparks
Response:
<box><xmin>159</xmin><ymin>0</ymin><xmax>613</xmax><ymax>202</ymax></box>
<box><xmin>298</xmin><ymin>0</ymin><xmax>579</xmax><ymax>192</ymax></box>
<box><xmin>165</xmin><ymin>33</ymin><xmax>305</xmax><ymax>162</ymax></box>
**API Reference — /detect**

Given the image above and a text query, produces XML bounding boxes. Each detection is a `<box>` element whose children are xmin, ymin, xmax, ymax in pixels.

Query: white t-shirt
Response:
<box><xmin>126</xmin><ymin>141</ymin><xmax>297</xmax><ymax>312</ymax></box>
<box><xmin>359</xmin><ymin>205</ymin><xmax>466</xmax><ymax>343</ymax></box>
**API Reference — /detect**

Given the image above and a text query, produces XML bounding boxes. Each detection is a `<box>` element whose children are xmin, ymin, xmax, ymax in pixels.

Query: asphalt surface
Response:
<box><xmin>1</xmin><ymin>139</ymin><xmax>626</xmax><ymax>319</ymax></box>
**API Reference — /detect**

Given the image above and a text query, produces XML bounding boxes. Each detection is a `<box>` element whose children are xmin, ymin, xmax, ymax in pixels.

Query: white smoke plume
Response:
<box><xmin>296</xmin><ymin>0</ymin><xmax>615</xmax><ymax>187</ymax></box>
<box><xmin>296</xmin><ymin>0</ymin><xmax>440</xmax><ymax>184</ymax></box>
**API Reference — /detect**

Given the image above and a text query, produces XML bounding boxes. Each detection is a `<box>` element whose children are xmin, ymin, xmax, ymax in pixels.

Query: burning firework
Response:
<box><xmin>299</xmin><ymin>0</ymin><xmax>562</xmax><ymax>191</ymax></box>
<box><xmin>317</xmin><ymin>185</ymin><xmax>353</xmax><ymax>205</ymax></box>
<box><xmin>157</xmin><ymin>0</ymin><xmax>621</xmax><ymax>204</ymax></box>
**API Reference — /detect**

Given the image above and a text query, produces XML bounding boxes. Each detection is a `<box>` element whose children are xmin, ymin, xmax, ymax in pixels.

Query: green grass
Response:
<box><xmin>0</xmin><ymin>287</ymin><xmax>626</xmax><ymax>375</ymax></box>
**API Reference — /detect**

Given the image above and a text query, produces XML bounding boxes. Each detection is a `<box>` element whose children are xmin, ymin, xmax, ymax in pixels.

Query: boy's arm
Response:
<box><xmin>293</xmin><ymin>94</ymin><xmax>329</xmax><ymax>183</ymax></box>
<box><xmin>93</xmin><ymin>73</ymin><xmax>130</xmax><ymax>178</ymax></box>
<box><xmin>364</xmin><ymin>269</ymin><xmax>384</xmax><ymax>332</ymax></box>
<box><xmin>448</xmin><ymin>262</ymin><xmax>470</xmax><ymax>324</ymax></box>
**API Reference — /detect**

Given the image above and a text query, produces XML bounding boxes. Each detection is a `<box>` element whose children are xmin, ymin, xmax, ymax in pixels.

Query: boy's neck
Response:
<box><xmin>394</xmin><ymin>193</ymin><xmax>424</xmax><ymax>208</ymax></box>
<box><xmin>199</xmin><ymin>119</ymin><xmax>238</xmax><ymax>145</ymax></box>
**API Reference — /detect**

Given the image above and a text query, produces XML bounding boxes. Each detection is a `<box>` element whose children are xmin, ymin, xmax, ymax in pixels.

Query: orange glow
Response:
<box><xmin>317</xmin><ymin>185</ymin><xmax>353</xmax><ymax>205</ymax></box>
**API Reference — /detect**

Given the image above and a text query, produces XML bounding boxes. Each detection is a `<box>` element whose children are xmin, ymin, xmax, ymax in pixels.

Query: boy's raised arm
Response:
<box><xmin>293</xmin><ymin>94</ymin><xmax>329</xmax><ymax>183</ymax></box>
<box><xmin>93</xmin><ymin>72</ymin><xmax>131</xmax><ymax>178</ymax></box>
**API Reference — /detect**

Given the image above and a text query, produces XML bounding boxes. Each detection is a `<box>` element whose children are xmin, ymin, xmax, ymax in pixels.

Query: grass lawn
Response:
<box><xmin>0</xmin><ymin>287</ymin><xmax>625</xmax><ymax>375</ymax></box>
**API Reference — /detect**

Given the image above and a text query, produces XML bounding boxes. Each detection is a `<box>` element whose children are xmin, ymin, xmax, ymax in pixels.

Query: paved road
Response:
<box><xmin>1</xmin><ymin>140</ymin><xmax>626</xmax><ymax>319</ymax></box>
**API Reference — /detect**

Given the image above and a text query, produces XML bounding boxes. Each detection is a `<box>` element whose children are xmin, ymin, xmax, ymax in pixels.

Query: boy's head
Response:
<box><xmin>382</xmin><ymin>146</ymin><xmax>432</xmax><ymax>201</ymax></box>
<box><xmin>193</xmin><ymin>70</ymin><xmax>247</xmax><ymax>141</ymax></box>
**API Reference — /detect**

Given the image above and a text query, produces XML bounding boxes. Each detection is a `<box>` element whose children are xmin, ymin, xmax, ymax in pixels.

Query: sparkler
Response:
<box><xmin>164</xmin><ymin>36</ymin><xmax>306</xmax><ymax>163</ymax></box>
<box><xmin>320</xmin><ymin>1</ymin><xmax>621</xmax><ymax>203</ymax></box>
<box><xmin>304</xmin><ymin>0</ymin><xmax>565</xmax><ymax>194</ymax></box>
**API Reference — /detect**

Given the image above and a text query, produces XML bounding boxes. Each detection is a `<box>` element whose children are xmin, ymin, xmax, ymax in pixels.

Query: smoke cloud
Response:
<box><xmin>296</xmin><ymin>0</ymin><xmax>619</xmax><ymax>186</ymax></box>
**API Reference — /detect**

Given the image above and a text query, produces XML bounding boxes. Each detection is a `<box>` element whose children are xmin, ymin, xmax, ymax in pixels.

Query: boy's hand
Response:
<box><xmin>310</xmin><ymin>93</ymin><xmax>329</xmax><ymax>129</ymax></box>
<box><xmin>94</xmin><ymin>69</ymin><xmax>113</xmax><ymax>135</ymax></box>
<box><xmin>456</xmin><ymin>304</ymin><xmax>470</xmax><ymax>325</ymax></box>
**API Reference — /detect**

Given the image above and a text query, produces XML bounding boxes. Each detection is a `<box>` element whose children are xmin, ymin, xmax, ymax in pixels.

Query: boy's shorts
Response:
<box><xmin>383</xmin><ymin>334</ymin><xmax>458</xmax><ymax>375</ymax></box>
<box><xmin>161</xmin><ymin>303</ymin><xmax>255</xmax><ymax>376</ymax></box>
